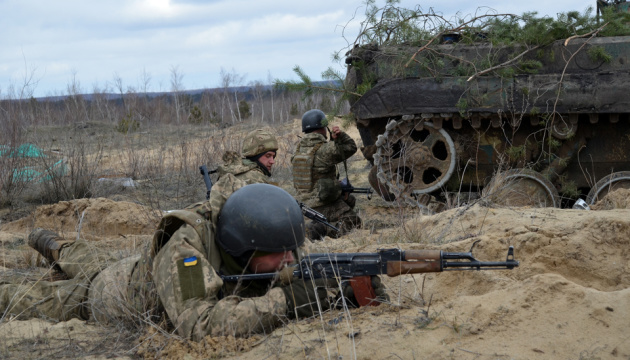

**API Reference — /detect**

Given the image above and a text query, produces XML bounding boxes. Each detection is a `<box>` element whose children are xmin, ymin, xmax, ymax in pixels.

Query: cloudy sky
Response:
<box><xmin>1</xmin><ymin>0</ymin><xmax>596</xmax><ymax>98</ymax></box>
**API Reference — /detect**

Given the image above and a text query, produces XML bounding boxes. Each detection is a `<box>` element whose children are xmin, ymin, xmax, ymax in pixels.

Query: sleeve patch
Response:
<box><xmin>177</xmin><ymin>258</ymin><xmax>206</xmax><ymax>301</ymax></box>
<box><xmin>183</xmin><ymin>256</ymin><xmax>198</xmax><ymax>266</ymax></box>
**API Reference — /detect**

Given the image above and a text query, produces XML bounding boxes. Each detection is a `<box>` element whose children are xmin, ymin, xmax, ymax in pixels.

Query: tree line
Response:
<box><xmin>0</xmin><ymin>71</ymin><xmax>347</xmax><ymax>137</ymax></box>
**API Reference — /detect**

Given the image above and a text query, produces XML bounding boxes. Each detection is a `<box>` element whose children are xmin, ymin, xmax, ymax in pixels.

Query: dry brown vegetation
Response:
<box><xmin>1</xmin><ymin>116</ymin><xmax>630</xmax><ymax>359</ymax></box>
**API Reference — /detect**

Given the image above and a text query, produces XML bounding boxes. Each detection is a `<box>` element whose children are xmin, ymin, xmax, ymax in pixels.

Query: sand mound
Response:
<box><xmin>2</xmin><ymin>160</ymin><xmax>630</xmax><ymax>359</ymax></box>
<box><xmin>591</xmin><ymin>188</ymin><xmax>630</xmax><ymax>210</ymax></box>
<box><xmin>1</xmin><ymin>197</ymin><xmax>160</xmax><ymax>237</ymax></box>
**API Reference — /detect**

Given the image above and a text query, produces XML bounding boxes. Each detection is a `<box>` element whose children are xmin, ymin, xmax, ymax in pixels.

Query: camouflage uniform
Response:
<box><xmin>0</xmin><ymin>175</ymin><xmax>327</xmax><ymax>340</ymax></box>
<box><xmin>0</xmin><ymin>237</ymin><xmax>127</xmax><ymax>322</ymax></box>
<box><xmin>215</xmin><ymin>151</ymin><xmax>270</xmax><ymax>185</ymax></box>
<box><xmin>214</xmin><ymin>128</ymin><xmax>279</xmax><ymax>185</ymax></box>
<box><xmin>292</xmin><ymin>131</ymin><xmax>361</xmax><ymax>239</ymax></box>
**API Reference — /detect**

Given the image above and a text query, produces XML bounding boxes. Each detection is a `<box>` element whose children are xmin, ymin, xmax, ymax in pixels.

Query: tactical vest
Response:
<box><xmin>292</xmin><ymin>142</ymin><xmax>322</xmax><ymax>192</ymax></box>
<box><xmin>293</xmin><ymin>137</ymin><xmax>342</xmax><ymax>205</ymax></box>
<box><xmin>151</xmin><ymin>201</ymin><xmax>222</xmax><ymax>272</ymax></box>
<box><xmin>292</xmin><ymin>139</ymin><xmax>339</xmax><ymax>190</ymax></box>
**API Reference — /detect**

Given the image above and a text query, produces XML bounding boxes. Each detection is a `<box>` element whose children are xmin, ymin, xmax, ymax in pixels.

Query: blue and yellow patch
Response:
<box><xmin>177</xmin><ymin>256</ymin><xmax>205</xmax><ymax>300</ymax></box>
<box><xmin>183</xmin><ymin>256</ymin><xmax>198</xmax><ymax>267</ymax></box>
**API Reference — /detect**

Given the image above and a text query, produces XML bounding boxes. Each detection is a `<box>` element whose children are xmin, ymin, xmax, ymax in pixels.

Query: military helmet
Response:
<box><xmin>301</xmin><ymin>109</ymin><xmax>328</xmax><ymax>133</ymax></box>
<box><xmin>217</xmin><ymin>183</ymin><xmax>305</xmax><ymax>257</ymax></box>
<box><xmin>242</xmin><ymin>129</ymin><xmax>278</xmax><ymax>157</ymax></box>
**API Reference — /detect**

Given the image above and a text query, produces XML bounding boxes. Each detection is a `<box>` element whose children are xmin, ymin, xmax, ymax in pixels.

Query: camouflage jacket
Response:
<box><xmin>150</xmin><ymin>174</ymin><xmax>287</xmax><ymax>340</ymax></box>
<box><xmin>216</xmin><ymin>151</ymin><xmax>270</xmax><ymax>185</ymax></box>
<box><xmin>292</xmin><ymin>132</ymin><xmax>357</xmax><ymax>207</ymax></box>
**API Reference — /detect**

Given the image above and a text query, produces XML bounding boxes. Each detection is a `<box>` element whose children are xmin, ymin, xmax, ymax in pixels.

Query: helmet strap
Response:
<box><xmin>219</xmin><ymin>246</ymin><xmax>254</xmax><ymax>272</ymax></box>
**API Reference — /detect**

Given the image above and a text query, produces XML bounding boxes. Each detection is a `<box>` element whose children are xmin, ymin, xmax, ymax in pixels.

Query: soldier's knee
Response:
<box><xmin>306</xmin><ymin>222</ymin><xmax>328</xmax><ymax>241</ymax></box>
<box><xmin>343</xmin><ymin>195</ymin><xmax>357</xmax><ymax>209</ymax></box>
<box><xmin>338</xmin><ymin>214</ymin><xmax>362</xmax><ymax>235</ymax></box>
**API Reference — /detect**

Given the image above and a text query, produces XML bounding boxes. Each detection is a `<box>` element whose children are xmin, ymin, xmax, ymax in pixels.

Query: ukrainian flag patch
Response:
<box><xmin>177</xmin><ymin>257</ymin><xmax>205</xmax><ymax>300</ymax></box>
<box><xmin>183</xmin><ymin>256</ymin><xmax>198</xmax><ymax>266</ymax></box>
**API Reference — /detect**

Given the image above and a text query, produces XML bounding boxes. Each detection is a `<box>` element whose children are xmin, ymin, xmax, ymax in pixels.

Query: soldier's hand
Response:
<box><xmin>274</xmin><ymin>265</ymin><xmax>295</xmax><ymax>285</ymax></box>
<box><xmin>331</xmin><ymin>125</ymin><xmax>341</xmax><ymax>139</ymax></box>
<box><xmin>280</xmin><ymin>278</ymin><xmax>331</xmax><ymax>318</ymax></box>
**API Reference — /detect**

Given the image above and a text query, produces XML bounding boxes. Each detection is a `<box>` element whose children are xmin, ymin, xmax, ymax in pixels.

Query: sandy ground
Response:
<box><xmin>1</xmin><ymin>121</ymin><xmax>630</xmax><ymax>359</ymax></box>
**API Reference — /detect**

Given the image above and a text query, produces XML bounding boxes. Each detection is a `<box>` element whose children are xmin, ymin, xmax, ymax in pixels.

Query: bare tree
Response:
<box><xmin>219</xmin><ymin>68</ymin><xmax>247</xmax><ymax>124</ymax></box>
<box><xmin>250</xmin><ymin>80</ymin><xmax>266</xmax><ymax>123</ymax></box>
<box><xmin>64</xmin><ymin>70</ymin><xmax>89</xmax><ymax>124</ymax></box>
<box><xmin>138</xmin><ymin>67</ymin><xmax>152</xmax><ymax>94</ymax></box>
<box><xmin>170</xmin><ymin>65</ymin><xmax>185</xmax><ymax>124</ymax></box>
<box><xmin>219</xmin><ymin>68</ymin><xmax>237</xmax><ymax>124</ymax></box>
<box><xmin>267</xmin><ymin>71</ymin><xmax>275</xmax><ymax>123</ymax></box>
<box><xmin>112</xmin><ymin>72</ymin><xmax>126</xmax><ymax>110</ymax></box>
<box><xmin>16</xmin><ymin>51</ymin><xmax>41</xmax><ymax>102</ymax></box>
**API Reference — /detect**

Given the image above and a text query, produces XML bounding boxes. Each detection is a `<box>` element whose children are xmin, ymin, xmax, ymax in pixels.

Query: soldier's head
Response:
<box><xmin>301</xmin><ymin>109</ymin><xmax>328</xmax><ymax>135</ymax></box>
<box><xmin>242</xmin><ymin>129</ymin><xmax>278</xmax><ymax>174</ymax></box>
<box><xmin>217</xmin><ymin>183</ymin><xmax>305</xmax><ymax>273</ymax></box>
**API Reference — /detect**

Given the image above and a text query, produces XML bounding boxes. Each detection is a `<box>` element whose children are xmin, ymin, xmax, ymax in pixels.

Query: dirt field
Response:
<box><xmin>1</xmin><ymin>120</ymin><xmax>629</xmax><ymax>359</ymax></box>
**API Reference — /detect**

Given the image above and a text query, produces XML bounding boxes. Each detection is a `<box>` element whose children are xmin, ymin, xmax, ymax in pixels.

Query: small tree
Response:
<box><xmin>289</xmin><ymin>103</ymin><xmax>299</xmax><ymax>116</ymax></box>
<box><xmin>319</xmin><ymin>95</ymin><xmax>333</xmax><ymax>112</ymax></box>
<box><xmin>116</xmin><ymin>112</ymin><xmax>140</xmax><ymax>133</ymax></box>
<box><xmin>238</xmin><ymin>100</ymin><xmax>251</xmax><ymax>119</ymax></box>
<box><xmin>188</xmin><ymin>105</ymin><xmax>204</xmax><ymax>124</ymax></box>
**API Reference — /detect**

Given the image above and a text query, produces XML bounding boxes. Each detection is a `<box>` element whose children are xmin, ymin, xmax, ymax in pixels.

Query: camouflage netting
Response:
<box><xmin>344</xmin><ymin>0</ymin><xmax>630</xmax><ymax>92</ymax></box>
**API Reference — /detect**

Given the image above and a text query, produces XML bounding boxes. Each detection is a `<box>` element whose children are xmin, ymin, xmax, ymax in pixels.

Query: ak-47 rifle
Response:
<box><xmin>298</xmin><ymin>202</ymin><xmax>339</xmax><ymax>232</ymax></box>
<box><xmin>222</xmin><ymin>241</ymin><xmax>519</xmax><ymax>306</ymax></box>
<box><xmin>340</xmin><ymin>177</ymin><xmax>373</xmax><ymax>199</ymax></box>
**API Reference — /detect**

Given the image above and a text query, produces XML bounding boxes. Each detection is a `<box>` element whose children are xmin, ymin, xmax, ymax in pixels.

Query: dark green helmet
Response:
<box><xmin>217</xmin><ymin>183</ymin><xmax>305</xmax><ymax>257</ymax></box>
<box><xmin>301</xmin><ymin>109</ymin><xmax>328</xmax><ymax>133</ymax></box>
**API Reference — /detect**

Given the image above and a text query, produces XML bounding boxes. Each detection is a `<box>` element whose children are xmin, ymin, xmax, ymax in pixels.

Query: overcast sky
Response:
<box><xmin>1</xmin><ymin>0</ymin><xmax>596</xmax><ymax>98</ymax></box>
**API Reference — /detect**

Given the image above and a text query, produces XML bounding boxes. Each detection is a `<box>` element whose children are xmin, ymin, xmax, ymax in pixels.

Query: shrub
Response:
<box><xmin>116</xmin><ymin>113</ymin><xmax>140</xmax><ymax>134</ymax></box>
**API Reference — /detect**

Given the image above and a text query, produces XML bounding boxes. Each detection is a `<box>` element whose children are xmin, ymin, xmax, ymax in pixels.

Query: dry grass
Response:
<box><xmin>0</xmin><ymin>117</ymin><xmax>559</xmax><ymax>359</ymax></box>
<box><xmin>0</xmin><ymin>118</ymin><xmax>448</xmax><ymax>358</ymax></box>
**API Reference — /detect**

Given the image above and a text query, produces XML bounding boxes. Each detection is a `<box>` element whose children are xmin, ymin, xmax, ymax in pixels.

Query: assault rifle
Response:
<box><xmin>340</xmin><ymin>177</ymin><xmax>373</xmax><ymax>199</ymax></box>
<box><xmin>298</xmin><ymin>202</ymin><xmax>339</xmax><ymax>232</ymax></box>
<box><xmin>199</xmin><ymin>165</ymin><xmax>215</xmax><ymax>200</ymax></box>
<box><xmin>222</xmin><ymin>241</ymin><xmax>519</xmax><ymax>306</ymax></box>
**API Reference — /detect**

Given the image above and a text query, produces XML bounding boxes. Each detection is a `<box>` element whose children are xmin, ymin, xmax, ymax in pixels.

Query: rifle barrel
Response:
<box><xmin>298</xmin><ymin>202</ymin><xmax>340</xmax><ymax>232</ymax></box>
<box><xmin>443</xmin><ymin>260</ymin><xmax>519</xmax><ymax>270</ymax></box>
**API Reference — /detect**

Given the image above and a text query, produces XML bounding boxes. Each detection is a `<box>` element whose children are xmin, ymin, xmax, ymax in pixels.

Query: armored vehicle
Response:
<box><xmin>345</xmin><ymin>4</ymin><xmax>630</xmax><ymax>209</ymax></box>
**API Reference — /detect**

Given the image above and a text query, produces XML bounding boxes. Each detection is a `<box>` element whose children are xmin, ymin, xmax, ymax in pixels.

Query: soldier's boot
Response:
<box><xmin>28</xmin><ymin>228</ymin><xmax>74</xmax><ymax>265</ymax></box>
<box><xmin>343</xmin><ymin>194</ymin><xmax>357</xmax><ymax>209</ymax></box>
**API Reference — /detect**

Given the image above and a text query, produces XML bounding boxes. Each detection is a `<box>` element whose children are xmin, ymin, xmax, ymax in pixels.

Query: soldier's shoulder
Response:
<box><xmin>236</xmin><ymin>167</ymin><xmax>269</xmax><ymax>184</ymax></box>
<box><xmin>304</xmin><ymin>133</ymin><xmax>326</xmax><ymax>142</ymax></box>
<box><xmin>219</xmin><ymin>160</ymin><xmax>257</xmax><ymax>177</ymax></box>
<box><xmin>181</xmin><ymin>201</ymin><xmax>213</xmax><ymax>221</ymax></box>
<box><xmin>298</xmin><ymin>134</ymin><xmax>327</xmax><ymax>150</ymax></box>
<box><xmin>222</xmin><ymin>150</ymin><xmax>242</xmax><ymax>164</ymax></box>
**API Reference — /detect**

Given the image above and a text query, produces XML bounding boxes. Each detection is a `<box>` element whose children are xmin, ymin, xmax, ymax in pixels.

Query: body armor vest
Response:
<box><xmin>151</xmin><ymin>203</ymin><xmax>221</xmax><ymax>271</ymax></box>
<box><xmin>292</xmin><ymin>139</ymin><xmax>338</xmax><ymax>192</ymax></box>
